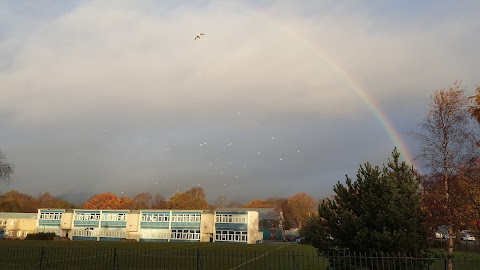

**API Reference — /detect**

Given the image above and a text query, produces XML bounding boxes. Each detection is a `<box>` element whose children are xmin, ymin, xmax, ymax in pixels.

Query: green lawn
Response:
<box><xmin>0</xmin><ymin>240</ymin><xmax>478</xmax><ymax>269</ymax></box>
<box><xmin>0</xmin><ymin>240</ymin><xmax>327</xmax><ymax>269</ymax></box>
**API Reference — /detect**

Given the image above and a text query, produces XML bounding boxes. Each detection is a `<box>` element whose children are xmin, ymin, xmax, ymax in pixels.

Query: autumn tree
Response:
<box><xmin>0</xmin><ymin>190</ymin><xmax>37</xmax><ymax>212</ymax></box>
<box><xmin>243</xmin><ymin>199</ymin><xmax>272</xmax><ymax>208</ymax></box>
<box><xmin>456</xmin><ymin>161</ymin><xmax>480</xmax><ymax>232</ymax></box>
<box><xmin>303</xmin><ymin>149</ymin><xmax>427</xmax><ymax>268</ymax></box>
<box><xmin>167</xmin><ymin>187</ymin><xmax>208</xmax><ymax>210</ymax></box>
<box><xmin>133</xmin><ymin>192</ymin><xmax>153</xmax><ymax>209</ymax></box>
<box><xmin>468</xmin><ymin>84</ymin><xmax>480</xmax><ymax>125</ymax></box>
<box><xmin>37</xmin><ymin>192</ymin><xmax>76</xmax><ymax>209</ymax></box>
<box><xmin>266</xmin><ymin>197</ymin><xmax>292</xmax><ymax>229</ymax></box>
<box><xmin>287</xmin><ymin>192</ymin><xmax>315</xmax><ymax>229</ymax></box>
<box><xmin>226</xmin><ymin>200</ymin><xmax>243</xmax><ymax>207</ymax></box>
<box><xmin>83</xmin><ymin>193</ymin><xmax>123</xmax><ymax>209</ymax></box>
<box><xmin>0</xmin><ymin>150</ymin><xmax>14</xmax><ymax>183</ymax></box>
<box><xmin>119</xmin><ymin>196</ymin><xmax>136</xmax><ymax>209</ymax></box>
<box><xmin>412</xmin><ymin>81</ymin><xmax>478</xmax><ymax>269</ymax></box>
<box><xmin>422</xmin><ymin>174</ymin><xmax>475</xmax><ymax>234</ymax></box>
<box><xmin>151</xmin><ymin>194</ymin><xmax>167</xmax><ymax>209</ymax></box>
<box><xmin>465</xmin><ymin>84</ymin><xmax>480</xmax><ymax>231</ymax></box>
<box><xmin>212</xmin><ymin>195</ymin><xmax>227</xmax><ymax>209</ymax></box>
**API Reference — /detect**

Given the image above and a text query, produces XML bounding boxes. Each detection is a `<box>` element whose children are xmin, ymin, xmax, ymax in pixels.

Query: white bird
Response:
<box><xmin>194</xmin><ymin>33</ymin><xmax>205</xmax><ymax>40</ymax></box>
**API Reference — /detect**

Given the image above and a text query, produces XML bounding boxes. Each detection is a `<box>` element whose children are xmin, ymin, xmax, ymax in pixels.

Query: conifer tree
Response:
<box><xmin>304</xmin><ymin>149</ymin><xmax>427</xmax><ymax>258</ymax></box>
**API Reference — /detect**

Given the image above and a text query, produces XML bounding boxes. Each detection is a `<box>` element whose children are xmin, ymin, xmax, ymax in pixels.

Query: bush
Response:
<box><xmin>25</xmin><ymin>233</ymin><xmax>56</xmax><ymax>240</ymax></box>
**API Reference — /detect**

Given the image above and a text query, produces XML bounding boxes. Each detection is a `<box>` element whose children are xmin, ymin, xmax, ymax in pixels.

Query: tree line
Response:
<box><xmin>0</xmin><ymin>187</ymin><xmax>316</xmax><ymax>230</ymax></box>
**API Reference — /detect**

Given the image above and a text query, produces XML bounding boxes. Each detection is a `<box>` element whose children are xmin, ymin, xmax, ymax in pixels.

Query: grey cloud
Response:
<box><xmin>1</xmin><ymin>1</ymin><xmax>479</xmax><ymax>203</ymax></box>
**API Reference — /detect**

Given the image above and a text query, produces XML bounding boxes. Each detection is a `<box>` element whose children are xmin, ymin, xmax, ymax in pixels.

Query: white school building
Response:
<box><xmin>36</xmin><ymin>208</ymin><xmax>264</xmax><ymax>244</ymax></box>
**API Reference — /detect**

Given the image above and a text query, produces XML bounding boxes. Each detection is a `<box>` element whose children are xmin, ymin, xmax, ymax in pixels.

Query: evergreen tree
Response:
<box><xmin>304</xmin><ymin>149</ymin><xmax>427</xmax><ymax>255</ymax></box>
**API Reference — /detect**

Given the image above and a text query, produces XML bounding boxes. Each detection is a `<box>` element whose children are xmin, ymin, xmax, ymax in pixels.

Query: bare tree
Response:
<box><xmin>411</xmin><ymin>81</ymin><xmax>478</xmax><ymax>270</ymax></box>
<box><xmin>0</xmin><ymin>150</ymin><xmax>14</xmax><ymax>183</ymax></box>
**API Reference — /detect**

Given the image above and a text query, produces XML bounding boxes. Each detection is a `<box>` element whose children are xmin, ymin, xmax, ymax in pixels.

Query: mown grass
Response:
<box><xmin>0</xmin><ymin>240</ymin><xmax>479</xmax><ymax>269</ymax></box>
<box><xmin>0</xmin><ymin>240</ymin><xmax>327</xmax><ymax>269</ymax></box>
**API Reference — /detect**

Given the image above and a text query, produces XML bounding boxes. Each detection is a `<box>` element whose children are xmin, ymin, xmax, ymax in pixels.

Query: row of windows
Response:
<box><xmin>215</xmin><ymin>230</ymin><xmax>247</xmax><ymax>242</ymax></box>
<box><xmin>39</xmin><ymin>213</ymin><xmax>247</xmax><ymax>224</ymax></box>
<box><xmin>73</xmin><ymin>228</ymin><xmax>98</xmax><ymax>237</ymax></box>
<box><xmin>171</xmin><ymin>229</ymin><xmax>200</xmax><ymax>240</ymax></box>
<box><xmin>75</xmin><ymin>213</ymin><xmax>100</xmax><ymax>221</ymax></box>
<box><xmin>75</xmin><ymin>213</ymin><xmax>127</xmax><ymax>221</ymax></box>
<box><xmin>171</xmin><ymin>214</ymin><xmax>201</xmax><ymax>223</ymax></box>
<box><xmin>141</xmin><ymin>214</ymin><xmax>169</xmax><ymax>222</ymax></box>
<box><xmin>4</xmin><ymin>230</ymin><xmax>29</xmax><ymax>237</ymax></box>
<box><xmin>102</xmin><ymin>213</ymin><xmax>127</xmax><ymax>221</ymax></box>
<box><xmin>36</xmin><ymin>227</ymin><xmax>61</xmax><ymax>236</ymax></box>
<box><xmin>39</xmin><ymin>212</ymin><xmax>62</xmax><ymax>220</ymax></box>
<box><xmin>215</xmin><ymin>214</ymin><xmax>247</xmax><ymax>224</ymax></box>
<box><xmin>100</xmin><ymin>229</ymin><xmax>126</xmax><ymax>238</ymax></box>
<box><xmin>140</xmin><ymin>229</ymin><xmax>170</xmax><ymax>239</ymax></box>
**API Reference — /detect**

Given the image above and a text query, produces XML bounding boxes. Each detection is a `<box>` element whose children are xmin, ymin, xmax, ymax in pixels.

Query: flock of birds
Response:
<box><xmin>118</xmin><ymin>32</ymin><xmax>301</xmax><ymax>197</ymax></box>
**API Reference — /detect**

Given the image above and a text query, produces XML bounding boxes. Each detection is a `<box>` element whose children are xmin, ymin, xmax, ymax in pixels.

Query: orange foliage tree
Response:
<box><xmin>119</xmin><ymin>196</ymin><xmax>136</xmax><ymax>209</ymax></box>
<box><xmin>167</xmin><ymin>187</ymin><xmax>208</xmax><ymax>210</ymax></box>
<box><xmin>287</xmin><ymin>192</ymin><xmax>315</xmax><ymax>229</ymax></box>
<box><xmin>0</xmin><ymin>190</ymin><xmax>37</xmax><ymax>212</ymax></box>
<box><xmin>243</xmin><ymin>199</ymin><xmax>272</xmax><ymax>208</ymax></box>
<box><xmin>37</xmin><ymin>192</ymin><xmax>76</xmax><ymax>209</ymax></box>
<box><xmin>83</xmin><ymin>193</ymin><xmax>122</xmax><ymax>209</ymax></box>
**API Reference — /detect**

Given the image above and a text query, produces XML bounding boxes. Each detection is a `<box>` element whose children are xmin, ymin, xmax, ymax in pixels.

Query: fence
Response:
<box><xmin>0</xmin><ymin>246</ymin><xmax>479</xmax><ymax>270</ymax></box>
<box><xmin>429</xmin><ymin>239</ymin><xmax>480</xmax><ymax>253</ymax></box>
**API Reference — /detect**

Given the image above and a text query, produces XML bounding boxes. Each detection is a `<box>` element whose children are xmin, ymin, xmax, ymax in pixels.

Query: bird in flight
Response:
<box><xmin>194</xmin><ymin>33</ymin><xmax>205</xmax><ymax>40</ymax></box>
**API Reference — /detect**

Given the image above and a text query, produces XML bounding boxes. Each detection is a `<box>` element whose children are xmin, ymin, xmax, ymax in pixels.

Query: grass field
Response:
<box><xmin>0</xmin><ymin>240</ymin><xmax>479</xmax><ymax>269</ymax></box>
<box><xmin>0</xmin><ymin>240</ymin><xmax>326</xmax><ymax>269</ymax></box>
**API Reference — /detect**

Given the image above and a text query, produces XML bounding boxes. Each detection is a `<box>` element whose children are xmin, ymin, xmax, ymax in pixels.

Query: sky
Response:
<box><xmin>1</xmin><ymin>0</ymin><xmax>479</xmax><ymax>204</ymax></box>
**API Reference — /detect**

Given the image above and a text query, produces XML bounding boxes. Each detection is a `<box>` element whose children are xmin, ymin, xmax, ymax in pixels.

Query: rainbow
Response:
<box><xmin>226</xmin><ymin>3</ymin><xmax>416</xmax><ymax>167</ymax></box>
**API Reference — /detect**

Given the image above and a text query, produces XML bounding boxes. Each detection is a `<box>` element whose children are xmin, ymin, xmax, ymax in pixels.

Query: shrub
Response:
<box><xmin>25</xmin><ymin>233</ymin><xmax>56</xmax><ymax>240</ymax></box>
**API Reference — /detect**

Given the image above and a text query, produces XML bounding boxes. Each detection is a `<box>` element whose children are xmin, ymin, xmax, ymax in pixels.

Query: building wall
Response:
<box><xmin>200</xmin><ymin>212</ymin><xmax>214</xmax><ymax>242</ymax></box>
<box><xmin>214</xmin><ymin>211</ymin><xmax>250</xmax><ymax>244</ymax></box>
<box><xmin>4</xmin><ymin>218</ymin><xmax>37</xmax><ymax>239</ymax></box>
<box><xmin>35</xmin><ymin>209</ymin><xmax>263</xmax><ymax>244</ymax></box>
<box><xmin>138</xmin><ymin>210</ymin><xmax>171</xmax><ymax>242</ymax></box>
<box><xmin>37</xmin><ymin>209</ymin><xmax>67</xmax><ymax>237</ymax></box>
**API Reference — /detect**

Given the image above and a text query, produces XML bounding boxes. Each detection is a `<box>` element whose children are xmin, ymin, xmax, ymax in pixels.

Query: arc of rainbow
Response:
<box><xmin>223</xmin><ymin>2</ymin><xmax>416</xmax><ymax>167</ymax></box>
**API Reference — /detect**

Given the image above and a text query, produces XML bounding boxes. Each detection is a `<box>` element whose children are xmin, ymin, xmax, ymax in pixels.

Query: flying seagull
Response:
<box><xmin>194</xmin><ymin>33</ymin><xmax>205</xmax><ymax>40</ymax></box>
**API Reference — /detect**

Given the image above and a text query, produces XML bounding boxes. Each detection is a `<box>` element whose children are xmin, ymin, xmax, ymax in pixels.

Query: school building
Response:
<box><xmin>35</xmin><ymin>208</ymin><xmax>264</xmax><ymax>244</ymax></box>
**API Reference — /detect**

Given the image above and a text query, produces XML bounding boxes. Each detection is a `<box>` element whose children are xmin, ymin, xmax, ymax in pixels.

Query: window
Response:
<box><xmin>73</xmin><ymin>228</ymin><xmax>97</xmax><ymax>237</ymax></box>
<box><xmin>100</xmin><ymin>229</ymin><xmax>126</xmax><ymax>238</ymax></box>
<box><xmin>40</xmin><ymin>212</ymin><xmax>63</xmax><ymax>220</ymax></box>
<box><xmin>215</xmin><ymin>230</ymin><xmax>247</xmax><ymax>242</ymax></box>
<box><xmin>140</xmin><ymin>229</ymin><xmax>169</xmax><ymax>239</ymax></box>
<box><xmin>17</xmin><ymin>231</ymin><xmax>22</xmax><ymax>237</ymax></box>
<box><xmin>141</xmin><ymin>213</ymin><xmax>169</xmax><ymax>222</ymax></box>
<box><xmin>170</xmin><ymin>229</ymin><xmax>200</xmax><ymax>240</ymax></box>
<box><xmin>24</xmin><ymin>231</ymin><xmax>28</xmax><ymax>237</ymax></box>
<box><xmin>36</xmin><ymin>227</ymin><xmax>61</xmax><ymax>236</ymax></box>
<box><xmin>170</xmin><ymin>214</ymin><xmax>200</xmax><ymax>223</ymax></box>
<box><xmin>215</xmin><ymin>214</ymin><xmax>247</xmax><ymax>224</ymax></box>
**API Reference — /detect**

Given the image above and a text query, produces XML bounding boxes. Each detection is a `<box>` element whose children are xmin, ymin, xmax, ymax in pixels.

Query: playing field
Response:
<box><xmin>0</xmin><ymin>240</ymin><xmax>326</xmax><ymax>269</ymax></box>
<box><xmin>1</xmin><ymin>240</ymin><xmax>479</xmax><ymax>269</ymax></box>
